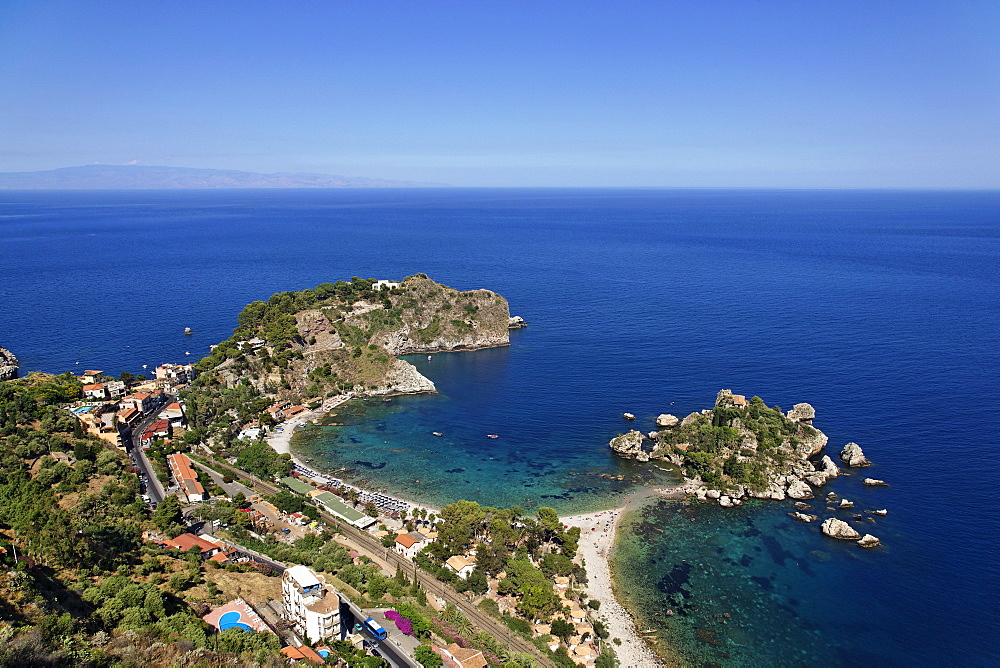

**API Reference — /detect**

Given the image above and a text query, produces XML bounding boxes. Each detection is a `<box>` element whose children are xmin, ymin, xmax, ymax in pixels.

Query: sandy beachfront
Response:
<box><xmin>264</xmin><ymin>399</ymin><xmax>441</xmax><ymax>517</ymax></box>
<box><xmin>563</xmin><ymin>490</ymin><xmax>664</xmax><ymax>667</ymax></box>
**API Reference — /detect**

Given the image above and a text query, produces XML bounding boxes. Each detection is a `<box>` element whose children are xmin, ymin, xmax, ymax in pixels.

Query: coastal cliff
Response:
<box><xmin>610</xmin><ymin>390</ymin><xmax>835</xmax><ymax>505</ymax></box>
<box><xmin>0</xmin><ymin>347</ymin><xmax>18</xmax><ymax>381</ymax></box>
<box><xmin>196</xmin><ymin>275</ymin><xmax>518</xmax><ymax>401</ymax></box>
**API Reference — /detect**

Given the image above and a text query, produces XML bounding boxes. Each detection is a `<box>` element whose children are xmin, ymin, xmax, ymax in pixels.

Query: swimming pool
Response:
<box><xmin>218</xmin><ymin>611</ymin><xmax>252</xmax><ymax>631</ymax></box>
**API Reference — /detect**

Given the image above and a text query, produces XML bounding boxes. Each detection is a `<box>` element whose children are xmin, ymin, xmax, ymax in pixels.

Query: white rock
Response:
<box><xmin>821</xmin><ymin>518</ymin><xmax>861</xmax><ymax>540</ymax></box>
<box><xmin>706</xmin><ymin>489</ymin><xmax>721</xmax><ymax>500</ymax></box>
<box><xmin>696</xmin><ymin>488</ymin><xmax>707</xmax><ymax>500</ymax></box>
<box><xmin>623</xmin><ymin>413</ymin><xmax>635</xmax><ymax>420</ymax></box>
<box><xmin>656</xmin><ymin>413</ymin><xmax>680</xmax><ymax>428</ymax></box>
<box><xmin>863</xmin><ymin>478</ymin><xmax>888</xmax><ymax>486</ymax></box>
<box><xmin>767</xmin><ymin>483</ymin><xmax>787</xmax><ymax>501</ymax></box>
<box><xmin>840</xmin><ymin>442</ymin><xmax>872</xmax><ymax>467</ymax></box>
<box><xmin>786</xmin><ymin>403</ymin><xmax>816</xmax><ymax>423</ymax></box>
<box><xmin>819</xmin><ymin>455</ymin><xmax>840</xmax><ymax>478</ymax></box>
<box><xmin>805</xmin><ymin>473</ymin><xmax>828</xmax><ymax>487</ymax></box>
<box><xmin>786</xmin><ymin>480</ymin><xmax>814</xmax><ymax>500</ymax></box>
<box><xmin>718</xmin><ymin>495</ymin><xmax>733</xmax><ymax>507</ymax></box>
<box><xmin>872</xmin><ymin>509</ymin><xmax>888</xmax><ymax>516</ymax></box>
<box><xmin>839</xmin><ymin>499</ymin><xmax>854</xmax><ymax>509</ymax></box>
<box><xmin>789</xmin><ymin>512</ymin><xmax>815</xmax><ymax>523</ymax></box>
<box><xmin>857</xmin><ymin>534</ymin><xmax>881</xmax><ymax>548</ymax></box>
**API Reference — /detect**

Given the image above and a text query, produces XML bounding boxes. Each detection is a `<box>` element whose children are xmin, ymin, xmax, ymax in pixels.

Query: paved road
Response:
<box><xmin>340</xmin><ymin>597</ymin><xmax>420</xmax><ymax>668</ymax></box>
<box><xmin>122</xmin><ymin>397</ymin><xmax>175</xmax><ymax>504</ymax></box>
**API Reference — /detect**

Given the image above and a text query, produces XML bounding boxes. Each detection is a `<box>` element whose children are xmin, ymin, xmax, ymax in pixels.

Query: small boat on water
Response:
<box><xmin>427</xmin><ymin>355</ymin><xmax>432</xmax><ymax>360</ymax></box>
<box><xmin>382</xmin><ymin>398</ymin><xmax>392</xmax><ymax>402</ymax></box>
<box><xmin>487</xmin><ymin>434</ymin><xmax>499</xmax><ymax>439</ymax></box>
<box><xmin>184</xmin><ymin>327</ymin><xmax>192</xmax><ymax>335</ymax></box>
<box><xmin>432</xmin><ymin>432</ymin><xmax>443</xmax><ymax>437</ymax></box>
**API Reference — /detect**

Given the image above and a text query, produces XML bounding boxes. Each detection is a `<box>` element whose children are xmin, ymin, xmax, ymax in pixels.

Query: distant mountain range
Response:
<box><xmin>0</xmin><ymin>164</ymin><xmax>445</xmax><ymax>189</ymax></box>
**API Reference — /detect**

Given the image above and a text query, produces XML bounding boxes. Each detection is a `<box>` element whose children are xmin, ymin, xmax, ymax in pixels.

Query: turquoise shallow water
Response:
<box><xmin>292</xmin><ymin>347</ymin><xmax>679</xmax><ymax>515</ymax></box>
<box><xmin>3</xmin><ymin>189</ymin><xmax>998</xmax><ymax>665</ymax></box>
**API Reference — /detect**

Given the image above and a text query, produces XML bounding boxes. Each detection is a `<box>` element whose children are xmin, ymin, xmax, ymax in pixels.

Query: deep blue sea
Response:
<box><xmin>2</xmin><ymin>188</ymin><xmax>997</xmax><ymax>665</ymax></box>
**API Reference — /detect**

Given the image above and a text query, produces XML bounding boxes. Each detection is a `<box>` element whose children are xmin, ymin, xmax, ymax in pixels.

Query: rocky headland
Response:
<box><xmin>195</xmin><ymin>275</ymin><xmax>522</xmax><ymax>402</ymax></box>
<box><xmin>0</xmin><ymin>346</ymin><xmax>18</xmax><ymax>381</ymax></box>
<box><xmin>610</xmin><ymin>390</ymin><xmax>872</xmax><ymax>508</ymax></box>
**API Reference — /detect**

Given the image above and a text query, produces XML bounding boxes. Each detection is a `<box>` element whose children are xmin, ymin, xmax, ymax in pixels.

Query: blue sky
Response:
<box><xmin>1</xmin><ymin>1</ymin><xmax>997</xmax><ymax>187</ymax></box>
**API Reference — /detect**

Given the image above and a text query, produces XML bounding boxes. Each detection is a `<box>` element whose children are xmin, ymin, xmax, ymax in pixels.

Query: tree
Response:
<box><xmin>516</xmin><ymin>583</ymin><xmax>561</xmax><ymax>622</ymax></box>
<box><xmin>415</xmin><ymin>645</ymin><xmax>443</xmax><ymax>667</ymax></box>
<box><xmin>550</xmin><ymin>618</ymin><xmax>575</xmax><ymax>640</ymax></box>
<box><xmin>152</xmin><ymin>495</ymin><xmax>184</xmax><ymax>537</ymax></box>
<box><xmin>119</xmin><ymin>371</ymin><xmax>134</xmax><ymax>384</ymax></box>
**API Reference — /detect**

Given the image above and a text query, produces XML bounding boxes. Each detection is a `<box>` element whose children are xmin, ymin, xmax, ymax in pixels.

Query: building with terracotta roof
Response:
<box><xmin>167</xmin><ymin>453</ymin><xmax>205</xmax><ymax>502</ymax></box>
<box><xmin>155</xmin><ymin>362</ymin><xmax>196</xmax><ymax>384</ymax></box>
<box><xmin>82</xmin><ymin>383</ymin><xmax>108</xmax><ymax>400</ymax></box>
<box><xmin>157</xmin><ymin>532</ymin><xmax>220</xmax><ymax>558</ymax></box>
<box><xmin>80</xmin><ymin>370</ymin><xmax>103</xmax><ymax>384</ymax></box>
<box><xmin>440</xmin><ymin>643</ymin><xmax>487</xmax><ymax>668</ymax></box>
<box><xmin>280</xmin><ymin>645</ymin><xmax>325</xmax><ymax>664</ymax></box>
<box><xmin>394</xmin><ymin>532</ymin><xmax>423</xmax><ymax>560</ymax></box>
<box><xmin>445</xmin><ymin>555</ymin><xmax>476</xmax><ymax>579</ymax></box>
<box><xmin>282</xmin><ymin>565</ymin><xmax>341</xmax><ymax>643</ymax></box>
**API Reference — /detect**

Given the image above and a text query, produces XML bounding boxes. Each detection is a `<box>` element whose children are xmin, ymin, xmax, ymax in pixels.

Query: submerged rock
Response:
<box><xmin>790</xmin><ymin>512</ymin><xmax>817</xmax><ymax>523</ymax></box>
<box><xmin>857</xmin><ymin>534</ymin><xmax>881</xmax><ymax>548</ymax></box>
<box><xmin>794</xmin><ymin>502</ymin><xmax>812</xmax><ymax>511</ymax></box>
<box><xmin>840</xmin><ymin>442</ymin><xmax>872</xmax><ymax>467</ymax></box>
<box><xmin>863</xmin><ymin>478</ymin><xmax>889</xmax><ymax>486</ymax></box>
<box><xmin>822</xmin><ymin>518</ymin><xmax>861</xmax><ymax>540</ymax></box>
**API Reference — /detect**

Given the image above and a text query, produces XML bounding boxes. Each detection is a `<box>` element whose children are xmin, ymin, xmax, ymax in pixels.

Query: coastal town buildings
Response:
<box><xmin>167</xmin><ymin>453</ymin><xmax>205</xmax><ymax>502</ymax></box>
<box><xmin>445</xmin><ymin>555</ymin><xmax>476</xmax><ymax>579</ymax></box>
<box><xmin>439</xmin><ymin>643</ymin><xmax>487</xmax><ymax>668</ymax></box>
<box><xmin>282</xmin><ymin>565</ymin><xmax>342</xmax><ymax>643</ymax></box>
<box><xmin>80</xmin><ymin>370</ymin><xmax>103</xmax><ymax>384</ymax></box>
<box><xmin>155</xmin><ymin>362</ymin><xmax>196</xmax><ymax>385</ymax></box>
<box><xmin>394</xmin><ymin>532</ymin><xmax>427</xmax><ymax>560</ymax></box>
<box><xmin>82</xmin><ymin>383</ymin><xmax>108</xmax><ymax>400</ymax></box>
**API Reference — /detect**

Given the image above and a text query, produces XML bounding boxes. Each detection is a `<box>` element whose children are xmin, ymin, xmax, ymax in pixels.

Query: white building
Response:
<box><xmin>154</xmin><ymin>362</ymin><xmax>196</xmax><ymax>384</ymax></box>
<box><xmin>282</xmin><ymin>565</ymin><xmax>341</xmax><ymax>643</ymax></box>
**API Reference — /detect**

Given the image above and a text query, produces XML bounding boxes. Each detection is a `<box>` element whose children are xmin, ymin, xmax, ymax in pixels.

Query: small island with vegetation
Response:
<box><xmin>610</xmin><ymin>389</ymin><xmax>839</xmax><ymax>505</ymax></box>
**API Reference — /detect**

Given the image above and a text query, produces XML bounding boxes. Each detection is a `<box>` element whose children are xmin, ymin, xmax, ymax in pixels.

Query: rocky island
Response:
<box><xmin>610</xmin><ymin>390</ymin><xmax>852</xmax><ymax>506</ymax></box>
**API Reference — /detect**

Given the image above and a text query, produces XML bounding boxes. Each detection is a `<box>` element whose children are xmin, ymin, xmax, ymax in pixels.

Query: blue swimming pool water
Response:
<box><xmin>218</xmin><ymin>610</ymin><xmax>252</xmax><ymax>631</ymax></box>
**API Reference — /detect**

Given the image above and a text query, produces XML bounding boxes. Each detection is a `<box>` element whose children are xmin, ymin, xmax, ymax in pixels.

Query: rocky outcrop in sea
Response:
<box><xmin>840</xmin><ymin>442</ymin><xmax>872</xmax><ymax>467</ymax></box>
<box><xmin>0</xmin><ymin>347</ymin><xmax>18</xmax><ymax>381</ymax></box>
<box><xmin>607</xmin><ymin>391</ymin><xmax>879</xmax><ymax>510</ymax></box>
